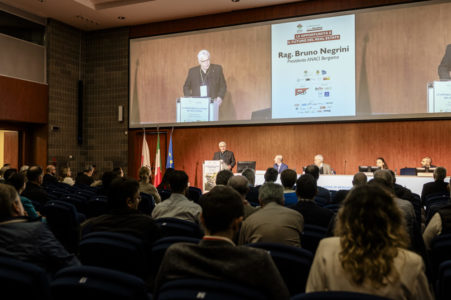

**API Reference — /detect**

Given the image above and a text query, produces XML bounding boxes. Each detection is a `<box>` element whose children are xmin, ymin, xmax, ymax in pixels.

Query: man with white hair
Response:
<box><xmin>183</xmin><ymin>49</ymin><xmax>227</xmax><ymax>106</ymax></box>
<box><xmin>273</xmin><ymin>154</ymin><xmax>288</xmax><ymax>174</ymax></box>
<box><xmin>313</xmin><ymin>154</ymin><xmax>333</xmax><ymax>175</ymax></box>
<box><xmin>213</xmin><ymin>141</ymin><xmax>236</xmax><ymax>170</ymax></box>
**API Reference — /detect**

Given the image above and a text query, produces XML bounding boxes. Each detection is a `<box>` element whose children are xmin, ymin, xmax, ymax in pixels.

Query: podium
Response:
<box><xmin>176</xmin><ymin>97</ymin><xmax>219</xmax><ymax>123</ymax></box>
<box><xmin>202</xmin><ymin>160</ymin><xmax>223</xmax><ymax>193</ymax></box>
<box><xmin>427</xmin><ymin>81</ymin><xmax>451</xmax><ymax>112</ymax></box>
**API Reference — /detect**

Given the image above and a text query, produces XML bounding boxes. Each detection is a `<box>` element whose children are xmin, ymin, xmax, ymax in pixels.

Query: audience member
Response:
<box><xmin>423</xmin><ymin>203</ymin><xmax>451</xmax><ymax>250</ymax></box>
<box><xmin>0</xmin><ymin>165</ymin><xmax>10</xmax><ymax>183</ymax></box>
<box><xmin>313</xmin><ymin>154</ymin><xmax>334</xmax><ymax>174</ymax></box>
<box><xmin>242</xmin><ymin>168</ymin><xmax>259</xmax><ymax>206</ymax></box>
<box><xmin>60</xmin><ymin>167</ymin><xmax>75</xmax><ymax>186</ymax></box>
<box><xmin>155</xmin><ymin>185</ymin><xmax>290</xmax><ymax>299</ymax></box>
<box><xmin>22</xmin><ymin>166</ymin><xmax>48</xmax><ymax>207</ymax></box>
<box><xmin>215</xmin><ymin>169</ymin><xmax>234</xmax><ymax>185</ymax></box>
<box><xmin>306</xmin><ymin>184</ymin><xmax>432</xmax><ymax>299</ymax></box>
<box><xmin>421</xmin><ymin>166</ymin><xmax>449</xmax><ymax>204</ymax></box>
<box><xmin>304</xmin><ymin>164</ymin><xmax>331</xmax><ymax>203</ymax></box>
<box><xmin>97</xmin><ymin>171</ymin><xmax>118</xmax><ymax>196</ymax></box>
<box><xmin>227</xmin><ymin>175</ymin><xmax>259</xmax><ymax>219</ymax></box>
<box><xmin>280</xmin><ymin>169</ymin><xmax>298</xmax><ymax>206</ymax></box>
<box><xmin>43</xmin><ymin>164</ymin><xmax>58</xmax><ymax>186</ymax></box>
<box><xmin>290</xmin><ymin>174</ymin><xmax>334</xmax><ymax>229</ymax></box>
<box><xmin>138</xmin><ymin>166</ymin><xmax>161</xmax><ymax>203</ymax></box>
<box><xmin>152</xmin><ymin>170</ymin><xmax>201</xmax><ymax>223</ymax></box>
<box><xmin>0</xmin><ymin>183</ymin><xmax>79</xmax><ymax>274</ymax></box>
<box><xmin>81</xmin><ymin>177</ymin><xmax>161</xmax><ymax>246</ymax></box>
<box><xmin>6</xmin><ymin>173</ymin><xmax>39</xmax><ymax>219</ymax></box>
<box><xmin>19</xmin><ymin>165</ymin><xmax>29</xmax><ymax>176</ymax></box>
<box><xmin>75</xmin><ymin>165</ymin><xmax>95</xmax><ymax>186</ymax></box>
<box><xmin>3</xmin><ymin>168</ymin><xmax>17</xmax><ymax>182</ymax></box>
<box><xmin>389</xmin><ymin>170</ymin><xmax>413</xmax><ymax>201</ymax></box>
<box><xmin>376</xmin><ymin>157</ymin><xmax>389</xmax><ymax>169</ymax></box>
<box><xmin>113</xmin><ymin>167</ymin><xmax>125</xmax><ymax>178</ymax></box>
<box><xmin>263</xmin><ymin>167</ymin><xmax>278</xmax><ymax>183</ymax></box>
<box><xmin>157</xmin><ymin>168</ymin><xmax>174</xmax><ymax>190</ymax></box>
<box><xmin>333</xmin><ymin>172</ymin><xmax>367</xmax><ymax>204</ymax></box>
<box><xmin>239</xmin><ymin>182</ymin><xmax>303</xmax><ymax>247</ymax></box>
<box><xmin>273</xmin><ymin>154</ymin><xmax>288</xmax><ymax>174</ymax></box>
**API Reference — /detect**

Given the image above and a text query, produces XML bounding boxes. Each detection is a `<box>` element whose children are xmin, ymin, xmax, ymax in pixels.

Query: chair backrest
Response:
<box><xmin>187</xmin><ymin>187</ymin><xmax>202</xmax><ymax>203</ymax></box>
<box><xmin>323</xmin><ymin>203</ymin><xmax>341</xmax><ymax>213</ymax></box>
<box><xmin>158</xmin><ymin>189</ymin><xmax>172</xmax><ymax>201</ymax></box>
<box><xmin>87</xmin><ymin>195</ymin><xmax>108</xmax><ymax>218</ymax></box>
<box><xmin>155</xmin><ymin>278</ymin><xmax>267</xmax><ymax>300</ymax></box>
<box><xmin>301</xmin><ymin>224</ymin><xmax>328</xmax><ymax>255</ymax></box>
<box><xmin>138</xmin><ymin>192</ymin><xmax>155</xmax><ymax>215</ymax></box>
<box><xmin>430</xmin><ymin>234</ymin><xmax>451</xmax><ymax>282</ymax></box>
<box><xmin>437</xmin><ymin>260</ymin><xmax>451</xmax><ymax>300</ymax></box>
<box><xmin>60</xmin><ymin>193</ymin><xmax>88</xmax><ymax>215</ymax></box>
<box><xmin>291</xmin><ymin>291</ymin><xmax>391</xmax><ymax>299</ymax></box>
<box><xmin>151</xmin><ymin>236</ymin><xmax>200</xmax><ymax>276</ymax></box>
<box><xmin>155</xmin><ymin>217</ymin><xmax>204</xmax><ymax>238</ymax></box>
<box><xmin>43</xmin><ymin>200</ymin><xmax>81</xmax><ymax>253</ymax></box>
<box><xmin>79</xmin><ymin>231</ymin><xmax>149</xmax><ymax>278</ymax></box>
<box><xmin>51</xmin><ymin>265</ymin><xmax>149</xmax><ymax>300</ymax></box>
<box><xmin>0</xmin><ymin>256</ymin><xmax>50</xmax><ymax>300</ymax></box>
<box><xmin>246</xmin><ymin>242</ymin><xmax>313</xmax><ymax>295</ymax></box>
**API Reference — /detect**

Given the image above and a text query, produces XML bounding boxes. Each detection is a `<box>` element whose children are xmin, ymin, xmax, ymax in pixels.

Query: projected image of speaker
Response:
<box><xmin>237</xmin><ymin>161</ymin><xmax>256</xmax><ymax>173</ymax></box>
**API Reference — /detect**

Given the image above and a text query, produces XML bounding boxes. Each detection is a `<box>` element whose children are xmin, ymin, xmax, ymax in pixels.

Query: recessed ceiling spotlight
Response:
<box><xmin>118</xmin><ymin>16</ymin><xmax>126</xmax><ymax>20</ymax></box>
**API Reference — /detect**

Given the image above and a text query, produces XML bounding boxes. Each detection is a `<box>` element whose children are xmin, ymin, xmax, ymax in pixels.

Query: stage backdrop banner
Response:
<box><xmin>271</xmin><ymin>14</ymin><xmax>356</xmax><ymax>119</ymax></box>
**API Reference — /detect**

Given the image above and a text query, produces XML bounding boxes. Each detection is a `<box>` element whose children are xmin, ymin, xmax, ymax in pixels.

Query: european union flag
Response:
<box><xmin>166</xmin><ymin>131</ymin><xmax>174</xmax><ymax>168</ymax></box>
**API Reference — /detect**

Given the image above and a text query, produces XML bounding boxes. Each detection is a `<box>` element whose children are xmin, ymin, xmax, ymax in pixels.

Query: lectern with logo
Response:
<box><xmin>176</xmin><ymin>97</ymin><xmax>219</xmax><ymax>123</ymax></box>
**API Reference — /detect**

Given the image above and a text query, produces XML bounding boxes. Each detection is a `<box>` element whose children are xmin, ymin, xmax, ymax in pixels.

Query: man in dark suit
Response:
<box><xmin>421</xmin><ymin>167</ymin><xmax>449</xmax><ymax>204</ymax></box>
<box><xmin>438</xmin><ymin>44</ymin><xmax>451</xmax><ymax>80</ymax></box>
<box><xmin>183</xmin><ymin>49</ymin><xmax>227</xmax><ymax>106</ymax></box>
<box><xmin>22</xmin><ymin>166</ymin><xmax>48</xmax><ymax>207</ymax></box>
<box><xmin>154</xmin><ymin>185</ymin><xmax>289</xmax><ymax>299</ymax></box>
<box><xmin>213</xmin><ymin>141</ymin><xmax>236</xmax><ymax>170</ymax></box>
<box><xmin>273</xmin><ymin>154</ymin><xmax>288</xmax><ymax>174</ymax></box>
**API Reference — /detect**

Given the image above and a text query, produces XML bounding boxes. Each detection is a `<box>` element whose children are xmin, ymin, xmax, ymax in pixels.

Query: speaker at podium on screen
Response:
<box><xmin>176</xmin><ymin>97</ymin><xmax>219</xmax><ymax>123</ymax></box>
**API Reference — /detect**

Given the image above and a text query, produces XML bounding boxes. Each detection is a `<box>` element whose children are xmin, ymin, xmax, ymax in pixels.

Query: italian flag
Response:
<box><xmin>153</xmin><ymin>132</ymin><xmax>162</xmax><ymax>186</ymax></box>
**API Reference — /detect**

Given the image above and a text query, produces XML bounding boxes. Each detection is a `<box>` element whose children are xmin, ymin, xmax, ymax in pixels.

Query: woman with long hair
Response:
<box><xmin>376</xmin><ymin>157</ymin><xmax>389</xmax><ymax>170</ymax></box>
<box><xmin>306</xmin><ymin>184</ymin><xmax>431</xmax><ymax>299</ymax></box>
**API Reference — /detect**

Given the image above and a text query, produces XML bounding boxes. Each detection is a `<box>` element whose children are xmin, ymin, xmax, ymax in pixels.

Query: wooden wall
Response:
<box><xmin>128</xmin><ymin>119</ymin><xmax>451</xmax><ymax>188</ymax></box>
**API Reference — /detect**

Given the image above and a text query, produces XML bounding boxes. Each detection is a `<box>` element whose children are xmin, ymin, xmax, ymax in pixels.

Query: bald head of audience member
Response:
<box><xmin>200</xmin><ymin>185</ymin><xmax>244</xmax><ymax>236</ymax></box>
<box><xmin>27</xmin><ymin>166</ymin><xmax>43</xmax><ymax>185</ymax></box>
<box><xmin>227</xmin><ymin>175</ymin><xmax>250</xmax><ymax>199</ymax></box>
<box><xmin>215</xmin><ymin>169</ymin><xmax>234</xmax><ymax>185</ymax></box>
<box><xmin>352</xmin><ymin>172</ymin><xmax>367</xmax><ymax>187</ymax></box>
<box><xmin>259</xmin><ymin>182</ymin><xmax>284</xmax><ymax>207</ymax></box>
<box><xmin>264</xmin><ymin>167</ymin><xmax>278</xmax><ymax>183</ymax></box>
<box><xmin>371</xmin><ymin>169</ymin><xmax>394</xmax><ymax>192</ymax></box>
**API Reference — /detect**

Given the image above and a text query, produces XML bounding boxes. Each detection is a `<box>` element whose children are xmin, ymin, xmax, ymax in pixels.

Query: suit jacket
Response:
<box><xmin>319</xmin><ymin>163</ymin><xmax>333</xmax><ymax>175</ymax></box>
<box><xmin>239</xmin><ymin>202</ymin><xmax>304</xmax><ymax>247</ymax></box>
<box><xmin>213</xmin><ymin>150</ymin><xmax>236</xmax><ymax>168</ymax></box>
<box><xmin>421</xmin><ymin>180</ymin><xmax>449</xmax><ymax>203</ymax></box>
<box><xmin>183</xmin><ymin>64</ymin><xmax>227</xmax><ymax>99</ymax></box>
<box><xmin>289</xmin><ymin>200</ymin><xmax>334</xmax><ymax>229</ymax></box>
<box><xmin>306</xmin><ymin>237</ymin><xmax>432</xmax><ymax>299</ymax></box>
<box><xmin>438</xmin><ymin>44</ymin><xmax>451</xmax><ymax>80</ymax></box>
<box><xmin>22</xmin><ymin>182</ymin><xmax>49</xmax><ymax>207</ymax></box>
<box><xmin>154</xmin><ymin>239</ymin><xmax>290</xmax><ymax>300</ymax></box>
<box><xmin>274</xmin><ymin>163</ymin><xmax>288</xmax><ymax>174</ymax></box>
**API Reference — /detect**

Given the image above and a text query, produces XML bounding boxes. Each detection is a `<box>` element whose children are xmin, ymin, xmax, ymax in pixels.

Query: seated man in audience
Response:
<box><xmin>81</xmin><ymin>177</ymin><xmax>161</xmax><ymax>246</ymax></box>
<box><xmin>304</xmin><ymin>165</ymin><xmax>331</xmax><ymax>204</ymax></box>
<box><xmin>262</xmin><ymin>167</ymin><xmax>278</xmax><ymax>184</ymax></box>
<box><xmin>227</xmin><ymin>175</ymin><xmax>259</xmax><ymax>219</ymax></box>
<box><xmin>280</xmin><ymin>169</ymin><xmax>298</xmax><ymax>206</ymax></box>
<box><xmin>313</xmin><ymin>154</ymin><xmax>334</xmax><ymax>175</ymax></box>
<box><xmin>290</xmin><ymin>174</ymin><xmax>334</xmax><ymax>229</ymax></box>
<box><xmin>6</xmin><ymin>173</ymin><xmax>40</xmax><ymax>220</ymax></box>
<box><xmin>75</xmin><ymin>165</ymin><xmax>95</xmax><ymax>186</ymax></box>
<box><xmin>22</xmin><ymin>166</ymin><xmax>48</xmax><ymax>208</ymax></box>
<box><xmin>154</xmin><ymin>185</ymin><xmax>290</xmax><ymax>300</ymax></box>
<box><xmin>0</xmin><ymin>183</ymin><xmax>79</xmax><ymax>274</ymax></box>
<box><xmin>215</xmin><ymin>169</ymin><xmax>234</xmax><ymax>186</ymax></box>
<box><xmin>333</xmin><ymin>172</ymin><xmax>367</xmax><ymax>204</ymax></box>
<box><xmin>423</xmin><ymin>203</ymin><xmax>451</xmax><ymax>250</ymax></box>
<box><xmin>43</xmin><ymin>164</ymin><xmax>58</xmax><ymax>186</ymax></box>
<box><xmin>389</xmin><ymin>170</ymin><xmax>413</xmax><ymax>201</ymax></box>
<box><xmin>421</xmin><ymin>166</ymin><xmax>449</xmax><ymax>204</ymax></box>
<box><xmin>239</xmin><ymin>182</ymin><xmax>303</xmax><ymax>247</ymax></box>
<box><xmin>273</xmin><ymin>154</ymin><xmax>288</xmax><ymax>174</ymax></box>
<box><xmin>152</xmin><ymin>170</ymin><xmax>201</xmax><ymax>223</ymax></box>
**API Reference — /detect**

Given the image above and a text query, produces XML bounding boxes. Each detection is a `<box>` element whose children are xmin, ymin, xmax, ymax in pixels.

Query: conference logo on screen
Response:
<box><xmin>295</xmin><ymin>88</ymin><xmax>309</xmax><ymax>96</ymax></box>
